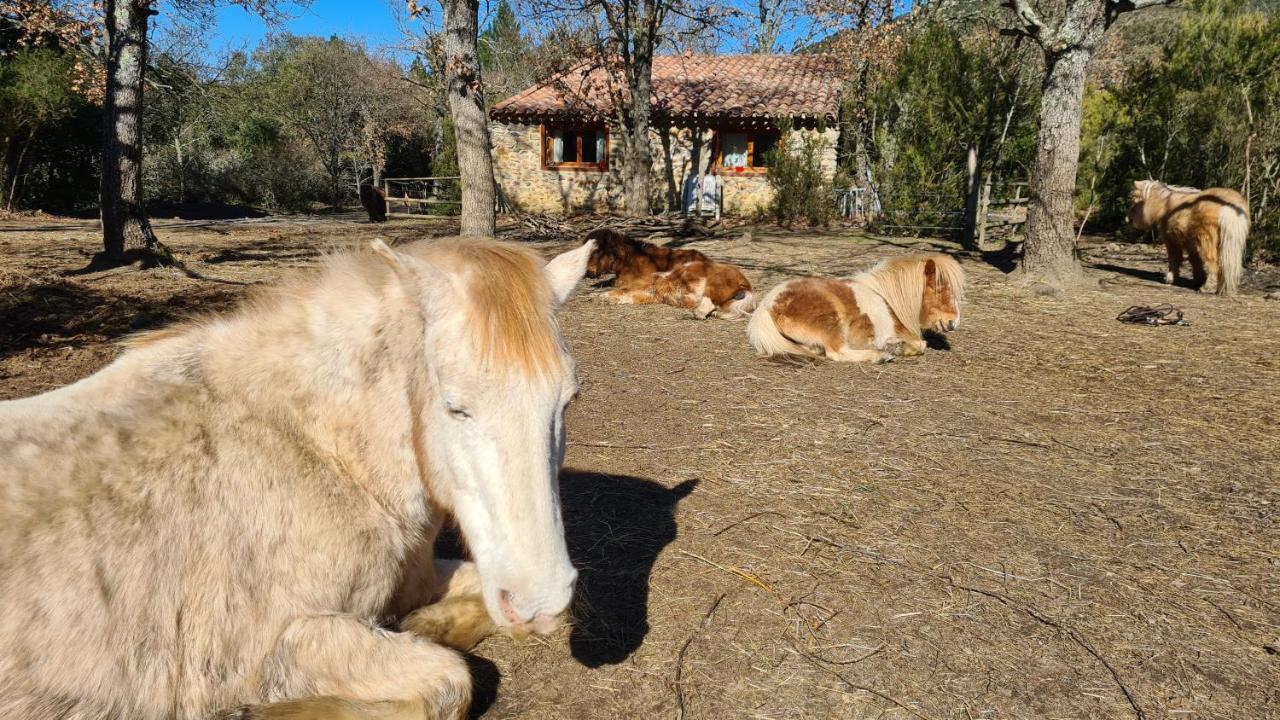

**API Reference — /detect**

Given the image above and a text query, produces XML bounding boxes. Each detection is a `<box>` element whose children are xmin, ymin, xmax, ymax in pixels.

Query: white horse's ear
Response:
<box><xmin>545</xmin><ymin>239</ymin><xmax>596</xmax><ymax>306</ymax></box>
<box><xmin>369</xmin><ymin>239</ymin><xmax>404</xmax><ymax>269</ymax></box>
<box><xmin>369</xmin><ymin>239</ymin><xmax>451</xmax><ymax>296</ymax></box>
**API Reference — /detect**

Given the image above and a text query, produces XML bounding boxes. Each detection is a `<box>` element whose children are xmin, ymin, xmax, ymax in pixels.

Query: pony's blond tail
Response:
<box><xmin>1217</xmin><ymin>205</ymin><xmax>1249</xmax><ymax>296</ymax></box>
<box><xmin>747</xmin><ymin>284</ymin><xmax>814</xmax><ymax>358</ymax></box>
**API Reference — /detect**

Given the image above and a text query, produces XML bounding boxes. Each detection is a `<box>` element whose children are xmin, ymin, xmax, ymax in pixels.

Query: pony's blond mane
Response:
<box><xmin>1142</xmin><ymin>180</ymin><xmax>1202</xmax><ymax>200</ymax></box>
<box><xmin>854</xmin><ymin>254</ymin><xmax>965</xmax><ymax>337</ymax></box>
<box><xmin>128</xmin><ymin>238</ymin><xmax>566</xmax><ymax>378</ymax></box>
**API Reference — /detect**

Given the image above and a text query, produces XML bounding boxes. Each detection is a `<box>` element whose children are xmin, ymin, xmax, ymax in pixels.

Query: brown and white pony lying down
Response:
<box><xmin>607</xmin><ymin>259</ymin><xmax>757</xmax><ymax>319</ymax></box>
<box><xmin>748</xmin><ymin>254</ymin><xmax>965</xmax><ymax>362</ymax></box>
<box><xmin>585</xmin><ymin>228</ymin><xmax>709</xmax><ymax>283</ymax></box>
<box><xmin>1128</xmin><ymin>180</ymin><xmax>1250</xmax><ymax>295</ymax></box>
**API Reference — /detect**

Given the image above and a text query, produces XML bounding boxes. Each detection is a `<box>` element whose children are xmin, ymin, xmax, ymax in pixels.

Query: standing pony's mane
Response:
<box><xmin>129</xmin><ymin>238</ymin><xmax>567</xmax><ymax>378</ymax></box>
<box><xmin>853</xmin><ymin>254</ymin><xmax>965</xmax><ymax>337</ymax></box>
<box><xmin>1142</xmin><ymin>180</ymin><xmax>1202</xmax><ymax>200</ymax></box>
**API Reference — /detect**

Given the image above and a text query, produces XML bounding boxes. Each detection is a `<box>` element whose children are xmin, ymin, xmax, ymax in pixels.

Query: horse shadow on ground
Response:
<box><xmin>923</xmin><ymin>330</ymin><xmax>952</xmax><ymax>351</ymax></box>
<box><xmin>560</xmin><ymin>471</ymin><xmax>697</xmax><ymax>668</ymax></box>
<box><xmin>438</xmin><ymin>471</ymin><xmax>695</xmax><ymax>711</ymax></box>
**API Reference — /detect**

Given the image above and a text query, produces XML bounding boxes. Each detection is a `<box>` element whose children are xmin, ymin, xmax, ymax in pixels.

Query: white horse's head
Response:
<box><xmin>371</xmin><ymin>238</ymin><xmax>594</xmax><ymax>636</ymax></box>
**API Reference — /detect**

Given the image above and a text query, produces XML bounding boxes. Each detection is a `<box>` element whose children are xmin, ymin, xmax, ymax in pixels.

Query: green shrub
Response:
<box><xmin>764</xmin><ymin>124</ymin><xmax>834</xmax><ymax>228</ymax></box>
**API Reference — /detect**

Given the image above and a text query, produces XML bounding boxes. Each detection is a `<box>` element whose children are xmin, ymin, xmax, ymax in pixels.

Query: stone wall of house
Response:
<box><xmin>490</xmin><ymin>123</ymin><xmax>625</xmax><ymax>214</ymax></box>
<box><xmin>490</xmin><ymin>121</ymin><xmax>839</xmax><ymax>217</ymax></box>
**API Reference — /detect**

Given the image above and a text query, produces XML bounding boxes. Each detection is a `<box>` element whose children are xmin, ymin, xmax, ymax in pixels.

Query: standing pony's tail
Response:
<box><xmin>747</xmin><ymin>284</ymin><xmax>814</xmax><ymax>358</ymax></box>
<box><xmin>1217</xmin><ymin>205</ymin><xmax>1249</xmax><ymax>296</ymax></box>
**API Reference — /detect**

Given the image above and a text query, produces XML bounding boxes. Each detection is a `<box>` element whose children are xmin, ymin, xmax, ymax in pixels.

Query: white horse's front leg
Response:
<box><xmin>402</xmin><ymin>560</ymin><xmax>497</xmax><ymax>651</ymax></box>
<box><xmin>221</xmin><ymin>614</ymin><xmax>471</xmax><ymax>720</ymax></box>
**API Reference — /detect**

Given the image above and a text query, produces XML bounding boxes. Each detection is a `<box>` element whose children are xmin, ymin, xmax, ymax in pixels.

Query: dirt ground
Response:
<box><xmin>1</xmin><ymin>214</ymin><xmax>1277</xmax><ymax>720</ymax></box>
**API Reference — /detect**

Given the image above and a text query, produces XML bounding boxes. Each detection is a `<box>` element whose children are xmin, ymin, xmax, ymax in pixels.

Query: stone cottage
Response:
<box><xmin>489</xmin><ymin>54</ymin><xmax>844</xmax><ymax>216</ymax></box>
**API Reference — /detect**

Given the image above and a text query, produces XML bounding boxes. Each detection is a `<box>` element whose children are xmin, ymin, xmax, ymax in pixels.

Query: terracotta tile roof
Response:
<box><xmin>491</xmin><ymin>54</ymin><xmax>844</xmax><ymax>123</ymax></box>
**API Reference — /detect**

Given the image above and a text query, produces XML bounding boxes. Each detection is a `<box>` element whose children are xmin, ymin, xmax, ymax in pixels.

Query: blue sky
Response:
<box><xmin>207</xmin><ymin>1</ymin><xmax>408</xmax><ymax>58</ymax></box>
<box><xmin>198</xmin><ymin>0</ymin><xmax>845</xmax><ymax>64</ymax></box>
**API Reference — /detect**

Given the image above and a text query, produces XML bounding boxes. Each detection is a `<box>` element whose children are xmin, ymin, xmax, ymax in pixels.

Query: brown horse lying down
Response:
<box><xmin>1128</xmin><ymin>180</ymin><xmax>1250</xmax><ymax>295</ymax></box>
<box><xmin>585</xmin><ymin>228</ymin><xmax>709</xmax><ymax>283</ymax></box>
<box><xmin>748</xmin><ymin>254</ymin><xmax>965</xmax><ymax>362</ymax></box>
<box><xmin>606</xmin><ymin>259</ymin><xmax>757</xmax><ymax>319</ymax></box>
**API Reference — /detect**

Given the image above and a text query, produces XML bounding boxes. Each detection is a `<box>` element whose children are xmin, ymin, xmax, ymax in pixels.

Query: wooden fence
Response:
<box><xmin>383</xmin><ymin>176</ymin><xmax>461</xmax><ymax>218</ymax></box>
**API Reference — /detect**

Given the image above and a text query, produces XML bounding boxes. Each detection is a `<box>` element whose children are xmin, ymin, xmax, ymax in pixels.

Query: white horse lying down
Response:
<box><xmin>0</xmin><ymin>237</ymin><xmax>594</xmax><ymax>720</ymax></box>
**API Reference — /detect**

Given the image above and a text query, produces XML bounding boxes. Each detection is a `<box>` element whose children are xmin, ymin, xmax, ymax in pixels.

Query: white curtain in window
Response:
<box><xmin>722</xmin><ymin>132</ymin><xmax>748</xmax><ymax>168</ymax></box>
<box><xmin>552</xmin><ymin>131</ymin><xmax>564</xmax><ymax>163</ymax></box>
<box><xmin>595</xmin><ymin>134</ymin><xmax>606</xmax><ymax>163</ymax></box>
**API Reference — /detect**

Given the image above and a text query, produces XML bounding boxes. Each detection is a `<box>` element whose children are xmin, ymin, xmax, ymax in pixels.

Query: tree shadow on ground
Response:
<box><xmin>1086</xmin><ymin>261</ymin><xmax>1204</xmax><ymax>290</ymax></box>
<box><xmin>199</xmin><ymin>233</ymin><xmax>328</xmax><ymax>265</ymax></box>
<box><xmin>980</xmin><ymin>244</ymin><xmax>1020</xmax><ymax>274</ymax></box>
<box><xmin>0</xmin><ymin>279</ymin><xmax>241</xmax><ymax>359</ymax></box>
<box><xmin>561</xmin><ymin>471</ymin><xmax>697</xmax><ymax>668</ymax></box>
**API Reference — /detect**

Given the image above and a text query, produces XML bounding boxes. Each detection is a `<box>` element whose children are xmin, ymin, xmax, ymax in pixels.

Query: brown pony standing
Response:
<box><xmin>1128</xmin><ymin>180</ymin><xmax>1250</xmax><ymax>295</ymax></box>
<box><xmin>585</xmin><ymin>228</ymin><xmax>709</xmax><ymax>284</ymax></box>
<box><xmin>748</xmin><ymin>254</ymin><xmax>965</xmax><ymax>362</ymax></box>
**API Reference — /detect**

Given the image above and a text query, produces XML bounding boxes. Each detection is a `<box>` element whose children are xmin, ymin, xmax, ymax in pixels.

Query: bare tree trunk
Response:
<box><xmin>1005</xmin><ymin>0</ymin><xmax>1174</xmax><ymax>291</ymax></box>
<box><xmin>623</xmin><ymin>43</ymin><xmax>655</xmax><ymax>217</ymax></box>
<box><xmin>753</xmin><ymin>0</ymin><xmax>787</xmax><ymax>53</ymax></box>
<box><xmin>6</xmin><ymin>129</ymin><xmax>35</xmax><ymax>212</ymax></box>
<box><xmin>173</xmin><ymin>133</ymin><xmax>184</xmax><ymax>204</ymax></box>
<box><xmin>0</xmin><ymin>135</ymin><xmax>11</xmax><ymax>210</ymax></box>
<box><xmin>1020</xmin><ymin>47</ymin><xmax>1091</xmax><ymax>289</ymax></box>
<box><xmin>962</xmin><ymin>145</ymin><xmax>981</xmax><ymax>247</ymax></box>
<box><xmin>443</xmin><ymin>0</ymin><xmax>497</xmax><ymax>236</ymax></box>
<box><xmin>100</xmin><ymin>0</ymin><xmax>166</xmax><ymax>263</ymax></box>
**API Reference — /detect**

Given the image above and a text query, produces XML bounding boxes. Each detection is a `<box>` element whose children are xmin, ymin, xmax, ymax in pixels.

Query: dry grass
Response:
<box><xmin>1</xmin><ymin>215</ymin><xmax>1277</xmax><ymax>720</ymax></box>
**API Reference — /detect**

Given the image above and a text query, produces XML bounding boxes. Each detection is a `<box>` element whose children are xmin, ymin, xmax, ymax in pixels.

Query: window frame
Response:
<box><xmin>713</xmin><ymin>128</ymin><xmax>783</xmax><ymax>174</ymax></box>
<box><xmin>540</xmin><ymin>123</ymin><xmax>610</xmax><ymax>171</ymax></box>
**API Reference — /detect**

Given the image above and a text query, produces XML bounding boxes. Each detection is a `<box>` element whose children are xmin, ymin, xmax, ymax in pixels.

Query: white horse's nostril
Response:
<box><xmin>498</xmin><ymin>589</ymin><xmax>521</xmax><ymax>624</ymax></box>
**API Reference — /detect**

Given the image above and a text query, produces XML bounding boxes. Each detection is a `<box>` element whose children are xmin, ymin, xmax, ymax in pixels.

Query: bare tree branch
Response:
<box><xmin>1000</xmin><ymin>0</ymin><xmax>1060</xmax><ymax>50</ymax></box>
<box><xmin>1111</xmin><ymin>0</ymin><xmax>1177</xmax><ymax>12</ymax></box>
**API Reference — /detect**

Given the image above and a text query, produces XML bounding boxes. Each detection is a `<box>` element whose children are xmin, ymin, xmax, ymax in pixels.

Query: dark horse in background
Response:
<box><xmin>360</xmin><ymin>183</ymin><xmax>387</xmax><ymax>223</ymax></box>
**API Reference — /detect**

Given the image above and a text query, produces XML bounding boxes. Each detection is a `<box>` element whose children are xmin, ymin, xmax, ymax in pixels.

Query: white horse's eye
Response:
<box><xmin>445</xmin><ymin>402</ymin><xmax>471</xmax><ymax>420</ymax></box>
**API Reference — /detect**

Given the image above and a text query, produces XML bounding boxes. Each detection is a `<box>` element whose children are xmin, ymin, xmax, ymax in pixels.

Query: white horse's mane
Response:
<box><xmin>129</xmin><ymin>238</ymin><xmax>568</xmax><ymax>379</ymax></box>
